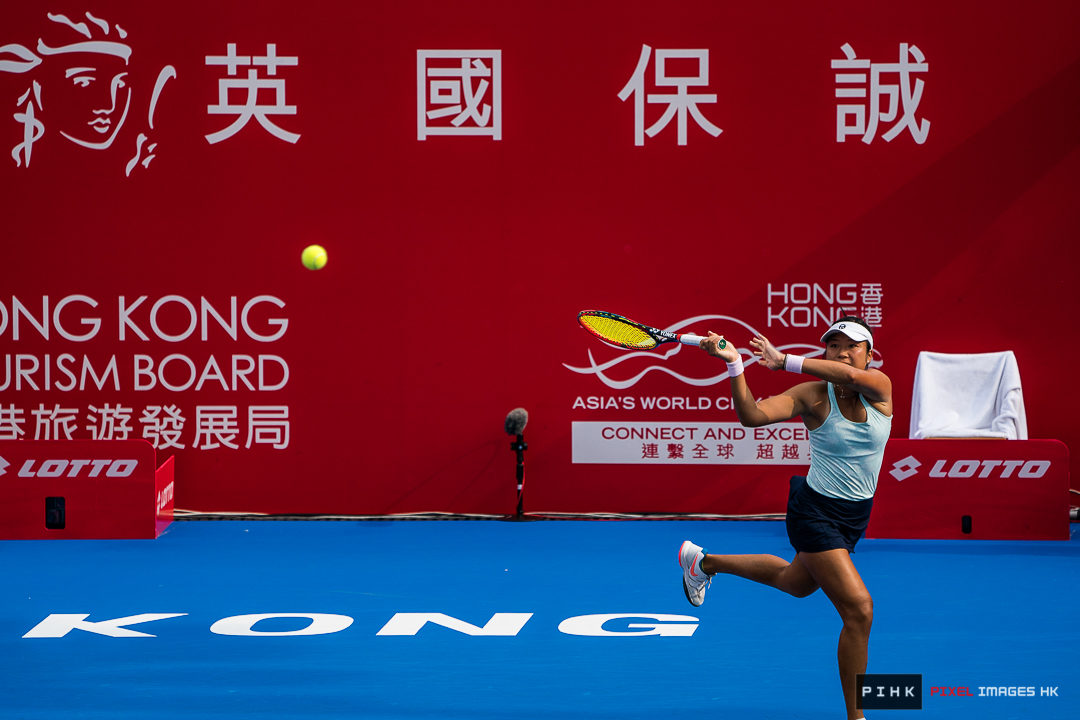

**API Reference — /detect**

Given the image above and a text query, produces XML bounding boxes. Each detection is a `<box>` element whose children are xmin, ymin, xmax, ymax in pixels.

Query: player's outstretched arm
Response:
<box><xmin>700</xmin><ymin>332</ymin><xmax>809</xmax><ymax>428</ymax></box>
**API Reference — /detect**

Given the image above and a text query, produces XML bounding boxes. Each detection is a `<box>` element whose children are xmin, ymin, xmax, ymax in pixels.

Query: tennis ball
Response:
<box><xmin>301</xmin><ymin>245</ymin><xmax>327</xmax><ymax>271</ymax></box>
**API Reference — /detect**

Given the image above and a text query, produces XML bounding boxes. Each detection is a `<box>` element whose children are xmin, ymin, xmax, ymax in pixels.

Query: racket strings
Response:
<box><xmin>580</xmin><ymin>315</ymin><xmax>657</xmax><ymax>349</ymax></box>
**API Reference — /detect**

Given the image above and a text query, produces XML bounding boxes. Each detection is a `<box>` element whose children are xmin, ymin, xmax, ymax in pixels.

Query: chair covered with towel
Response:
<box><xmin>909</xmin><ymin>351</ymin><xmax>1027</xmax><ymax>440</ymax></box>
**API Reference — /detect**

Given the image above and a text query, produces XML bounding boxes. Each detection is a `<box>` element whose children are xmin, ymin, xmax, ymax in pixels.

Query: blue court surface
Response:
<box><xmin>1</xmin><ymin>520</ymin><xmax>1077</xmax><ymax>719</ymax></box>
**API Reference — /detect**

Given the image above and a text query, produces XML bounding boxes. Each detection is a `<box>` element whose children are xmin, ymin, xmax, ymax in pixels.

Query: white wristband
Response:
<box><xmin>784</xmin><ymin>354</ymin><xmax>805</xmax><ymax>373</ymax></box>
<box><xmin>726</xmin><ymin>356</ymin><xmax>745</xmax><ymax>379</ymax></box>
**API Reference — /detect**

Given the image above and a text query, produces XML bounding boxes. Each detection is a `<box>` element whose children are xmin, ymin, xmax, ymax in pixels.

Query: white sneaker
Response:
<box><xmin>679</xmin><ymin>540</ymin><xmax>710</xmax><ymax>607</ymax></box>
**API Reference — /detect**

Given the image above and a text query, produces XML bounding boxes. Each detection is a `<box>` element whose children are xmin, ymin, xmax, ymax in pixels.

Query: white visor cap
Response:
<box><xmin>820</xmin><ymin>321</ymin><xmax>873</xmax><ymax>346</ymax></box>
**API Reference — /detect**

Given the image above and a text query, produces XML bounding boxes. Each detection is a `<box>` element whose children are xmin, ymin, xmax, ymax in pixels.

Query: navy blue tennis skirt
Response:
<box><xmin>785</xmin><ymin>476</ymin><xmax>873</xmax><ymax>554</ymax></box>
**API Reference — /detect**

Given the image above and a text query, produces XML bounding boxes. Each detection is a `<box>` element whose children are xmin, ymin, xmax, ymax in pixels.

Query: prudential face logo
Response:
<box><xmin>889</xmin><ymin>455</ymin><xmax>921</xmax><ymax>481</ymax></box>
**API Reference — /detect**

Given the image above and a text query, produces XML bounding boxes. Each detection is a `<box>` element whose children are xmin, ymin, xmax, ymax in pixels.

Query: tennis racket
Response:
<box><xmin>577</xmin><ymin>310</ymin><xmax>726</xmax><ymax>351</ymax></box>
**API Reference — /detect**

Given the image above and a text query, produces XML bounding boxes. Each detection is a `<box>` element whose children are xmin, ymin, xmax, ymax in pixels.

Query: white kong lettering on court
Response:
<box><xmin>21</xmin><ymin>612</ymin><xmax>705</xmax><ymax>638</ymax></box>
<box><xmin>210</xmin><ymin>614</ymin><xmax>353</xmax><ymax>637</ymax></box>
<box><xmin>23</xmin><ymin>613</ymin><xmax>187</xmax><ymax>638</ymax></box>
<box><xmin>376</xmin><ymin>613</ymin><xmax>532</xmax><ymax>636</ymax></box>
<box><xmin>572</xmin><ymin>421</ymin><xmax>810</xmax><ymax>465</ymax></box>
<box><xmin>557</xmin><ymin>614</ymin><xmax>699</xmax><ymax>637</ymax></box>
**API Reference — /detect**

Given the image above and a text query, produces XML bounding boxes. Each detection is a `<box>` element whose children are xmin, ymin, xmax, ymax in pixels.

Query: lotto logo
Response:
<box><xmin>14</xmin><ymin>458</ymin><xmax>138</xmax><ymax>478</ymax></box>
<box><xmin>888</xmin><ymin>456</ymin><xmax>1051</xmax><ymax>481</ymax></box>
<box><xmin>889</xmin><ymin>455</ymin><xmax>920</xmax><ymax>481</ymax></box>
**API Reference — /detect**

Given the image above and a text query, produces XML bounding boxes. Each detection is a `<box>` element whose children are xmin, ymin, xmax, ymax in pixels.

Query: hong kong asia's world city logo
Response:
<box><xmin>564</xmin><ymin>314</ymin><xmax>883</xmax><ymax>390</ymax></box>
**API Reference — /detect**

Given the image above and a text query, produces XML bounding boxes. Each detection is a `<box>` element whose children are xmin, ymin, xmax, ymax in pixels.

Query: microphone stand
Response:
<box><xmin>510</xmin><ymin>433</ymin><xmax>527</xmax><ymax>518</ymax></box>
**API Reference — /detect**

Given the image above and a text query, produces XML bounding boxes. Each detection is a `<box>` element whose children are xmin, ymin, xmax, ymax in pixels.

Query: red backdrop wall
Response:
<box><xmin>1</xmin><ymin>1</ymin><xmax>1077</xmax><ymax>515</ymax></box>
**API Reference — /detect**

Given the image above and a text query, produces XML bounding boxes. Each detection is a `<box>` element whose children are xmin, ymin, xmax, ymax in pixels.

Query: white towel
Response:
<box><xmin>909</xmin><ymin>351</ymin><xmax>1027</xmax><ymax>440</ymax></box>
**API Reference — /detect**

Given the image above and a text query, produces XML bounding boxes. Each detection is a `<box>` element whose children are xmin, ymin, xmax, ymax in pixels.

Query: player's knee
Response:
<box><xmin>844</xmin><ymin>595</ymin><xmax>873</xmax><ymax>633</ymax></box>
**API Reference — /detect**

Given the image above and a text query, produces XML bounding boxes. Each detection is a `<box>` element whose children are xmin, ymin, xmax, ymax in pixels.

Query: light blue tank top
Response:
<box><xmin>806</xmin><ymin>383</ymin><xmax>892</xmax><ymax>501</ymax></box>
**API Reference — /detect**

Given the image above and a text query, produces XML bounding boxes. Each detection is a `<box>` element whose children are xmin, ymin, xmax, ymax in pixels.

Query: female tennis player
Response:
<box><xmin>680</xmin><ymin>317</ymin><xmax>891</xmax><ymax>720</ymax></box>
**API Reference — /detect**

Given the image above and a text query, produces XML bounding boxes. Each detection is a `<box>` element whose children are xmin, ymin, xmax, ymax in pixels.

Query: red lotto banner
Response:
<box><xmin>0</xmin><ymin>440</ymin><xmax>173</xmax><ymax>538</ymax></box>
<box><xmin>0</xmin><ymin>1</ymin><xmax>1077</xmax><ymax>515</ymax></box>
<box><xmin>867</xmin><ymin>440</ymin><xmax>1070</xmax><ymax>541</ymax></box>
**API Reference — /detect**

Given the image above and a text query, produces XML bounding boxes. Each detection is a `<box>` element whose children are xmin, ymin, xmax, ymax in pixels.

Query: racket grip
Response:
<box><xmin>679</xmin><ymin>334</ymin><xmax>726</xmax><ymax>349</ymax></box>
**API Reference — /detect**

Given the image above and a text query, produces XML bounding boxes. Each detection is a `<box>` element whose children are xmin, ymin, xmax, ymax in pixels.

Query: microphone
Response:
<box><xmin>505</xmin><ymin>408</ymin><xmax>528</xmax><ymax>436</ymax></box>
<box><xmin>505</xmin><ymin>408</ymin><xmax>529</xmax><ymax>518</ymax></box>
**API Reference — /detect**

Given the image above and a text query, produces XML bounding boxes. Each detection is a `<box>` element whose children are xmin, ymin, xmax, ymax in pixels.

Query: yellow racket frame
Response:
<box><xmin>578</xmin><ymin>311</ymin><xmax>659</xmax><ymax>350</ymax></box>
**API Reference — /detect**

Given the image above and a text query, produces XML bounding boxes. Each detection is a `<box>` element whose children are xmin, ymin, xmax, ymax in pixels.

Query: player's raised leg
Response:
<box><xmin>679</xmin><ymin>543</ymin><xmax>820</xmax><ymax>604</ymax></box>
<box><xmin>700</xmin><ymin>551</ymin><xmax>820</xmax><ymax>598</ymax></box>
<box><xmin>699</xmin><ymin>552</ymin><xmax>816</xmax><ymax>595</ymax></box>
